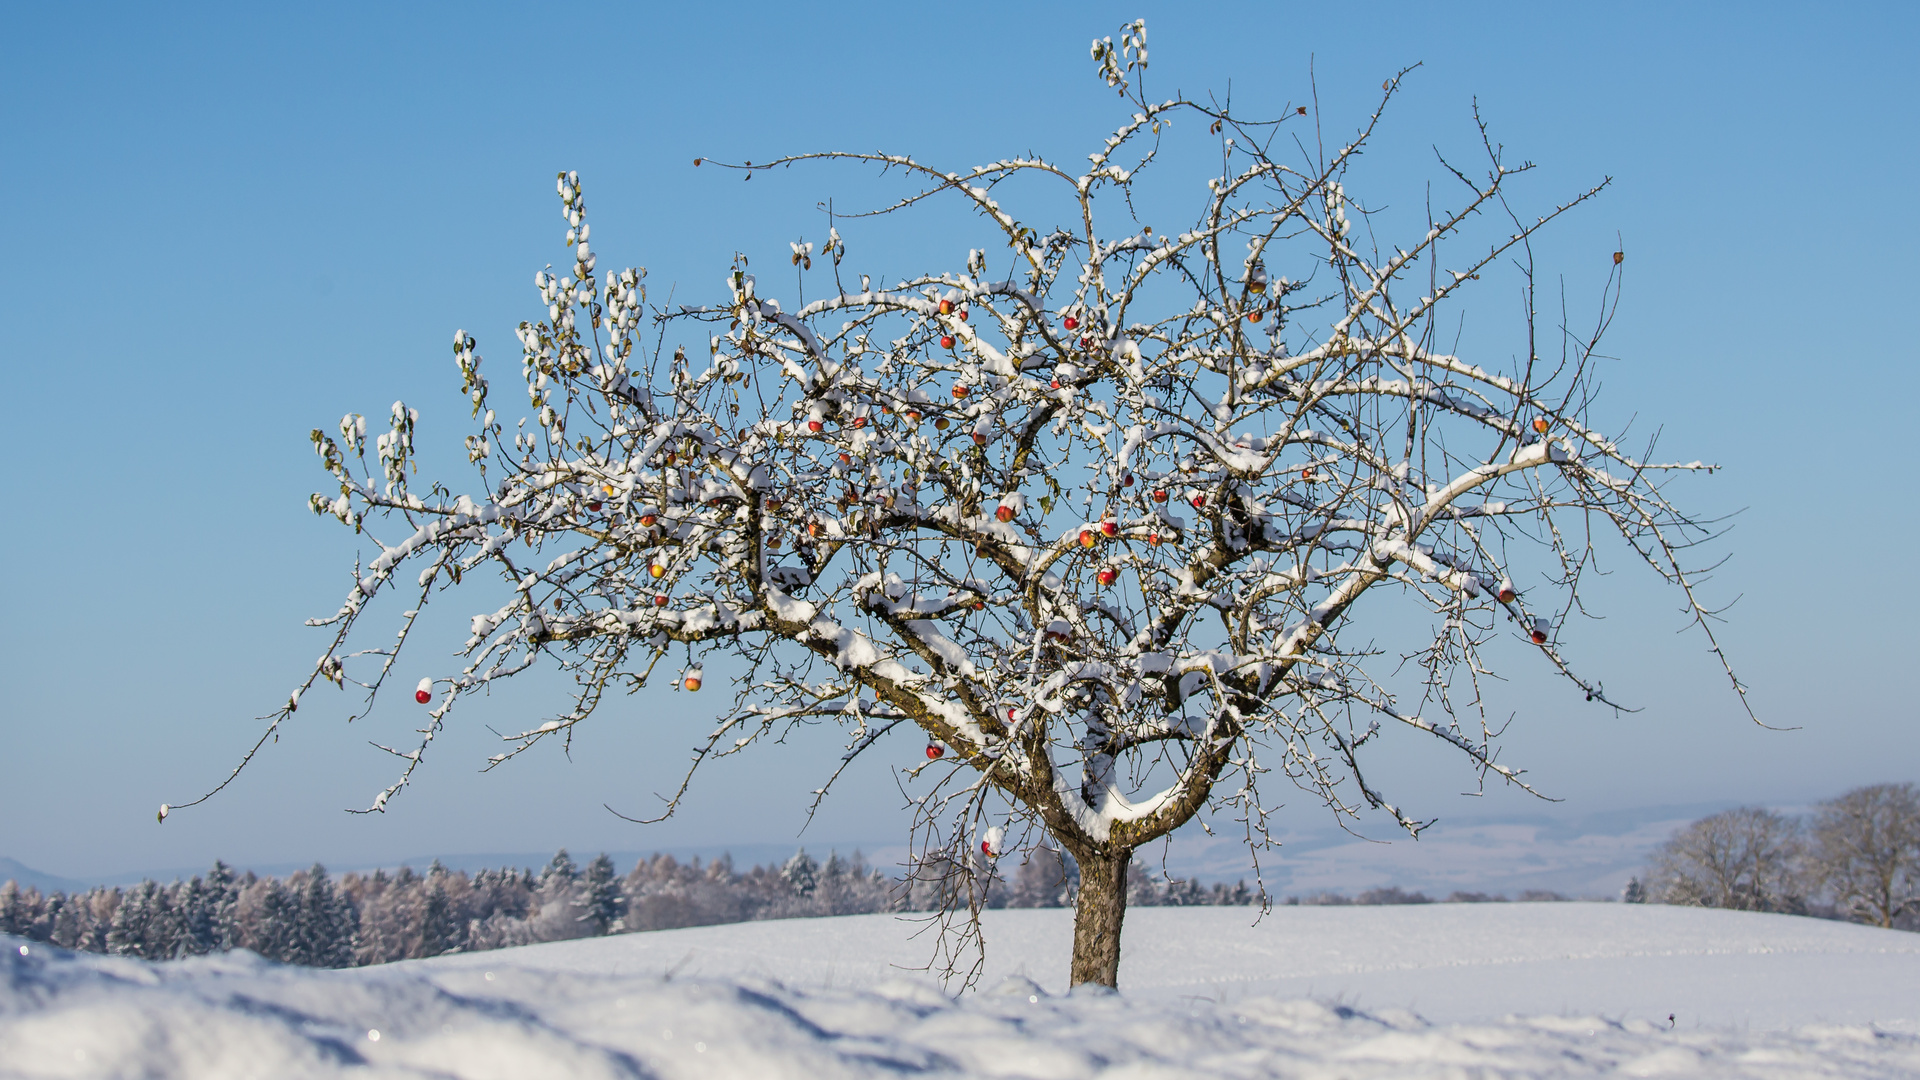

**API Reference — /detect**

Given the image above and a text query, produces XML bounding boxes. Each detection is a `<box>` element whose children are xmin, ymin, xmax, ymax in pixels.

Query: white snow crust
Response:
<box><xmin>5</xmin><ymin>904</ymin><xmax>1919</xmax><ymax>1078</ymax></box>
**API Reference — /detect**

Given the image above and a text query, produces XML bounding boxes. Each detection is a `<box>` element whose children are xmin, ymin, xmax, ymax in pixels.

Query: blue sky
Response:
<box><xmin>2</xmin><ymin>2</ymin><xmax>1914</xmax><ymax>882</ymax></box>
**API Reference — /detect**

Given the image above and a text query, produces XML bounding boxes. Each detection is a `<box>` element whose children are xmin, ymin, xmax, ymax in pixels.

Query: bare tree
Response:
<box><xmin>1810</xmin><ymin>783</ymin><xmax>1920</xmax><ymax>929</ymax></box>
<box><xmin>167</xmin><ymin>22</ymin><xmax>1743</xmax><ymax>987</ymax></box>
<box><xmin>1645</xmin><ymin>807</ymin><xmax>1806</xmax><ymax>913</ymax></box>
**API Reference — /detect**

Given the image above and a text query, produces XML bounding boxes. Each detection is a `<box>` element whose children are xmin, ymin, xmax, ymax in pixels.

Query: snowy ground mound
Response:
<box><xmin>5</xmin><ymin>904</ymin><xmax>1918</xmax><ymax>1078</ymax></box>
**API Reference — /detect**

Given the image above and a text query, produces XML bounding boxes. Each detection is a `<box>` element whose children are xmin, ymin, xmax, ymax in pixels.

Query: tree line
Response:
<box><xmin>1627</xmin><ymin>782</ymin><xmax>1919</xmax><ymax>929</ymax></box>
<box><xmin>0</xmin><ymin>846</ymin><xmax>1256</xmax><ymax>967</ymax></box>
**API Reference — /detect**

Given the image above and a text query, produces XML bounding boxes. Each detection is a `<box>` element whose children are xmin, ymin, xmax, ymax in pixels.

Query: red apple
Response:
<box><xmin>1006</xmin><ymin>707</ymin><xmax>1016</xmax><ymax>719</ymax></box>
<box><xmin>935</xmin><ymin>418</ymin><xmax>950</xmax><ymax>430</ymax></box>
<box><xmin>1079</xmin><ymin>529</ymin><xmax>1096</xmax><ymax>547</ymax></box>
<box><xmin>1532</xmin><ymin>417</ymin><xmax>1550</xmax><ymax>434</ymax></box>
<box><xmin>1097</xmin><ymin>568</ymin><xmax>1117</xmax><ymax>586</ymax></box>
<box><xmin>852</xmin><ymin>416</ymin><xmax>867</xmax><ymax>428</ymax></box>
<box><xmin>1148</xmin><ymin>533</ymin><xmax>1161</xmax><ymax>546</ymax></box>
<box><xmin>1152</xmin><ymin>489</ymin><xmax>1168</xmax><ymax>503</ymax></box>
<box><xmin>1530</xmin><ymin>629</ymin><xmax>1548</xmax><ymax>644</ymax></box>
<box><xmin>980</xmin><ymin>840</ymin><xmax>994</xmax><ymax>856</ymax></box>
<box><xmin>941</xmin><ymin>334</ymin><xmax>956</xmax><ymax>348</ymax></box>
<box><xmin>587</xmin><ymin>501</ymin><xmax>601</xmax><ymax>511</ymax></box>
<box><xmin>1122</xmin><ymin>473</ymin><xmax>1134</xmax><ymax>486</ymax></box>
<box><xmin>808</xmin><ymin>420</ymin><xmax>823</xmax><ymax>433</ymax></box>
<box><xmin>959</xmin><ymin>309</ymin><xmax>969</xmax><ymax>322</ymax></box>
<box><xmin>906</xmin><ymin>410</ymin><xmax>922</xmax><ymax>423</ymax></box>
<box><xmin>1191</xmin><ymin>494</ymin><xmax>1206</xmax><ymax>508</ymax></box>
<box><xmin>415</xmin><ymin>689</ymin><xmax>432</xmax><ymax>704</ymax></box>
<box><xmin>926</xmin><ymin>743</ymin><xmax>944</xmax><ymax>760</ymax></box>
<box><xmin>938</xmin><ymin>299</ymin><xmax>954</xmax><ymax>315</ymax></box>
<box><xmin>996</xmin><ymin>505</ymin><xmax>1015</xmax><ymax>522</ymax></box>
<box><xmin>683</xmin><ymin>671</ymin><xmax>703</xmax><ymax>691</ymax></box>
<box><xmin>1100</xmin><ymin>521</ymin><xmax>1118</xmax><ymax>538</ymax></box>
<box><xmin>1497</xmin><ymin>587</ymin><xmax>1516</xmax><ymax>604</ymax></box>
<box><xmin>952</xmin><ymin>385</ymin><xmax>969</xmax><ymax>398</ymax></box>
<box><xmin>1050</xmin><ymin>379</ymin><xmax>1061</xmax><ymax>389</ymax></box>
<box><xmin>1247</xmin><ymin>310</ymin><xmax>1263</xmax><ymax>323</ymax></box>
<box><xmin>640</xmin><ymin>513</ymin><xmax>657</xmax><ymax>526</ymax></box>
<box><xmin>1063</xmin><ymin>315</ymin><xmax>1079</xmax><ymax>330</ymax></box>
<box><xmin>654</xmin><ymin>594</ymin><xmax>668</xmax><ymax>607</ymax></box>
<box><xmin>649</xmin><ymin>563</ymin><xmax>666</xmax><ymax>579</ymax></box>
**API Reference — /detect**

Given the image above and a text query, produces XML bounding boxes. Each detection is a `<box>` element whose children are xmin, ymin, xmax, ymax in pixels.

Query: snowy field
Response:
<box><xmin>4</xmin><ymin>903</ymin><xmax>1918</xmax><ymax>1078</ymax></box>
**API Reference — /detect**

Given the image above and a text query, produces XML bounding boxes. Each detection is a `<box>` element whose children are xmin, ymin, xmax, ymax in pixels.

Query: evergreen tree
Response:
<box><xmin>175</xmin><ymin>876</ymin><xmax>219</xmax><ymax>956</ymax></box>
<box><xmin>204</xmin><ymin>861</ymin><xmax>241</xmax><ymax>950</ymax></box>
<box><xmin>541</xmin><ymin>850</ymin><xmax>578</xmax><ymax>888</ymax></box>
<box><xmin>49</xmin><ymin>893</ymin><xmax>89</xmax><ymax>950</ymax></box>
<box><xmin>297</xmin><ymin>864</ymin><xmax>357</xmax><ymax>968</ymax></box>
<box><xmin>781</xmin><ymin>850</ymin><xmax>818</xmax><ymax>898</ymax></box>
<box><xmin>0</xmin><ymin>881</ymin><xmax>25</xmax><ymax>936</ymax></box>
<box><xmin>249</xmin><ymin>878</ymin><xmax>297</xmax><ymax>962</ymax></box>
<box><xmin>1622</xmin><ymin>877</ymin><xmax>1647</xmax><ymax>904</ymax></box>
<box><xmin>106</xmin><ymin>881</ymin><xmax>157</xmax><ymax>957</ymax></box>
<box><xmin>580</xmin><ymin>854</ymin><xmax>620</xmax><ymax>935</ymax></box>
<box><xmin>31</xmin><ymin>893</ymin><xmax>63</xmax><ymax>944</ymax></box>
<box><xmin>415</xmin><ymin>878</ymin><xmax>457</xmax><ymax>958</ymax></box>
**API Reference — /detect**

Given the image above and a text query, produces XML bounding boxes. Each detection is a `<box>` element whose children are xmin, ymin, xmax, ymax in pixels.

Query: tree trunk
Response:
<box><xmin>1070</xmin><ymin>849</ymin><xmax>1129</xmax><ymax>987</ymax></box>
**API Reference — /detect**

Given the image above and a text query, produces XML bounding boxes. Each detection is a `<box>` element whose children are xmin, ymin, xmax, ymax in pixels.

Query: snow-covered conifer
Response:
<box><xmin>0</xmin><ymin>881</ymin><xmax>25</xmax><ymax>936</ymax></box>
<box><xmin>781</xmin><ymin>850</ymin><xmax>819</xmax><ymax>898</ymax></box>
<box><xmin>297</xmin><ymin>864</ymin><xmax>357</xmax><ymax>968</ymax></box>
<box><xmin>540</xmin><ymin>850</ymin><xmax>578</xmax><ymax>888</ymax></box>
<box><xmin>414</xmin><ymin>878</ymin><xmax>458</xmax><ymax>958</ymax></box>
<box><xmin>579</xmin><ymin>853</ymin><xmax>620</xmax><ymax>935</ymax></box>
<box><xmin>107</xmin><ymin>881</ymin><xmax>162</xmax><ymax>958</ymax></box>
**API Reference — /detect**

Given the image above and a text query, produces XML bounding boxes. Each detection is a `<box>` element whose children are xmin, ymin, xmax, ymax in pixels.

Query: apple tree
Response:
<box><xmin>170</xmin><ymin>22</ymin><xmax>1745</xmax><ymax>987</ymax></box>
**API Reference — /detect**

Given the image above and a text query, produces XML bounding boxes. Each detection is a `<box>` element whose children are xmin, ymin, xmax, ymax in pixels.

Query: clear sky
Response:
<box><xmin>2</xmin><ymin>1</ymin><xmax>1914</xmax><ymax>882</ymax></box>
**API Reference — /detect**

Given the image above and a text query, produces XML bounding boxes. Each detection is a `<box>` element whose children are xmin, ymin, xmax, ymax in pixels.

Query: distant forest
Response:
<box><xmin>11</xmin><ymin>784</ymin><xmax>1910</xmax><ymax>968</ymax></box>
<box><xmin>0</xmin><ymin>847</ymin><xmax>1259</xmax><ymax>968</ymax></box>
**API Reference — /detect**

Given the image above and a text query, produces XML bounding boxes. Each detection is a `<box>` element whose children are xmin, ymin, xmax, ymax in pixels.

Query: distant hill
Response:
<box><xmin>0</xmin><ymin>858</ymin><xmax>88</xmax><ymax>894</ymax></box>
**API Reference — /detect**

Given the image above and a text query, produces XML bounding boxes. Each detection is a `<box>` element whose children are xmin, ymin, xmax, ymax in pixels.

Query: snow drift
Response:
<box><xmin>4</xmin><ymin>904</ymin><xmax>1918</xmax><ymax>1078</ymax></box>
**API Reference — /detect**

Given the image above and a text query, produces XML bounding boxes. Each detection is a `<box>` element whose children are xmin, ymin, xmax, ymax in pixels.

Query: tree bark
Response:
<box><xmin>1070</xmin><ymin>849</ymin><xmax>1129</xmax><ymax>987</ymax></box>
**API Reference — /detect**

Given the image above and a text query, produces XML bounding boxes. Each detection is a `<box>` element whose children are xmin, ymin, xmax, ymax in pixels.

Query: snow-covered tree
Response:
<box><xmin>174</xmin><ymin>875</ymin><xmax>219</xmax><ymax>956</ymax></box>
<box><xmin>780</xmin><ymin>850</ymin><xmax>819</xmax><ymax>898</ymax></box>
<box><xmin>238</xmin><ymin>875</ymin><xmax>297</xmax><ymax>962</ymax></box>
<box><xmin>1809</xmin><ymin>783</ymin><xmax>1920</xmax><ymax>929</ymax></box>
<box><xmin>293</xmin><ymin>864</ymin><xmax>358</xmax><ymax>968</ymax></box>
<box><xmin>173</xmin><ymin>22</ymin><xmax>1744</xmax><ymax>986</ymax></box>
<box><xmin>1007</xmin><ymin>846</ymin><xmax>1074</xmax><ymax>909</ymax></box>
<box><xmin>1647</xmin><ymin>807</ymin><xmax>1807</xmax><ymax>913</ymax></box>
<box><xmin>414</xmin><ymin>877</ymin><xmax>458</xmax><ymax>958</ymax></box>
<box><xmin>0</xmin><ymin>881</ymin><xmax>26</xmax><ymax>936</ymax></box>
<box><xmin>107</xmin><ymin>880</ymin><xmax>176</xmax><ymax>959</ymax></box>
<box><xmin>579</xmin><ymin>853</ymin><xmax>621</xmax><ymax>934</ymax></box>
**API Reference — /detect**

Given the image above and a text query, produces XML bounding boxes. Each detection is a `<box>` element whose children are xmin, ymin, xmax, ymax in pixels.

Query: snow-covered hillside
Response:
<box><xmin>5</xmin><ymin>904</ymin><xmax>1918</xmax><ymax>1078</ymax></box>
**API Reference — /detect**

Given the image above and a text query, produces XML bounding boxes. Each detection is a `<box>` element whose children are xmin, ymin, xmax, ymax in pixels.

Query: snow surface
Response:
<box><xmin>5</xmin><ymin>904</ymin><xmax>1919</xmax><ymax>1078</ymax></box>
